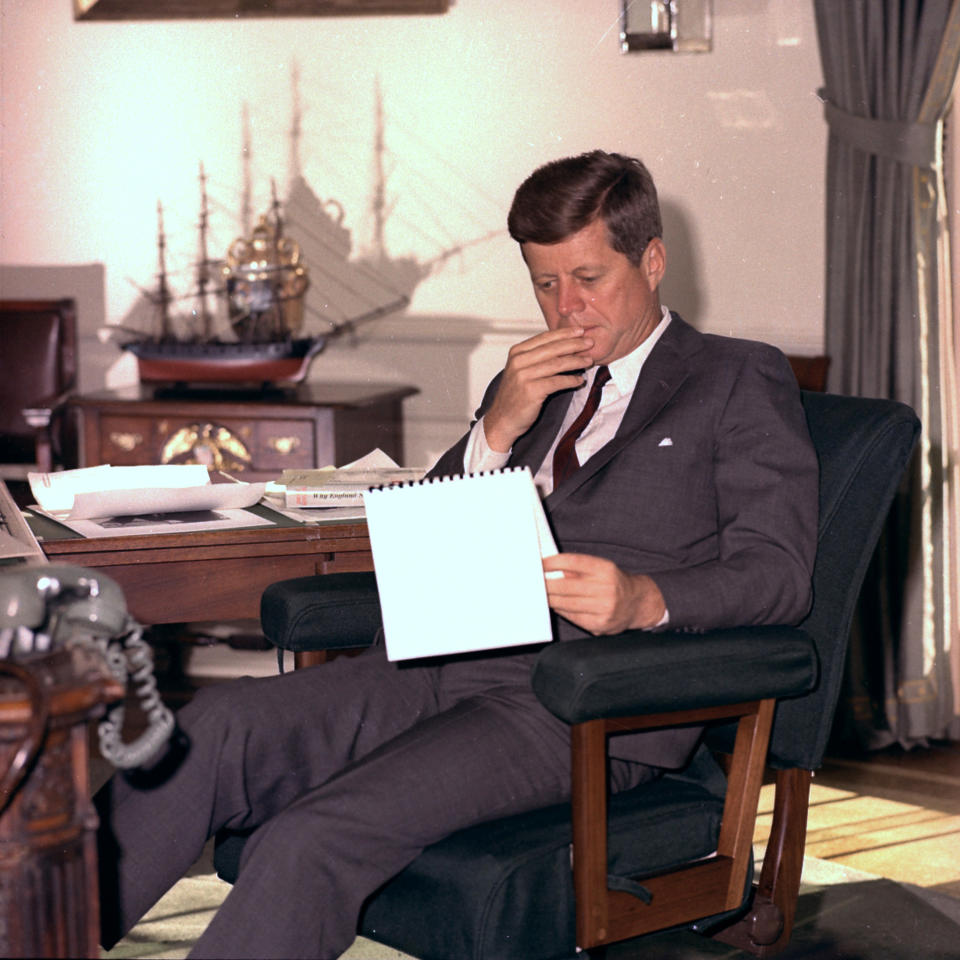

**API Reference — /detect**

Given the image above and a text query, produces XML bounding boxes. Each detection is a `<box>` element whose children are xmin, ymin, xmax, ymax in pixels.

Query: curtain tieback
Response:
<box><xmin>821</xmin><ymin>95</ymin><xmax>939</xmax><ymax>168</ymax></box>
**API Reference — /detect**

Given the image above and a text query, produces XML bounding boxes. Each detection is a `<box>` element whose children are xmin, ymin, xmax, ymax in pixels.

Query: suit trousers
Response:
<box><xmin>95</xmin><ymin>640</ymin><xmax>654</xmax><ymax>959</ymax></box>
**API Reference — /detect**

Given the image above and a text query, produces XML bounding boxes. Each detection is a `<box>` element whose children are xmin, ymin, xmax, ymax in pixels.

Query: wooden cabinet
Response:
<box><xmin>71</xmin><ymin>383</ymin><xmax>418</xmax><ymax>479</ymax></box>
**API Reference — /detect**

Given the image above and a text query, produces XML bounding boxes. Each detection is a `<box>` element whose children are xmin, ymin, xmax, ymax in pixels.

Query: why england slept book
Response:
<box><xmin>361</xmin><ymin>467</ymin><xmax>558</xmax><ymax>661</ymax></box>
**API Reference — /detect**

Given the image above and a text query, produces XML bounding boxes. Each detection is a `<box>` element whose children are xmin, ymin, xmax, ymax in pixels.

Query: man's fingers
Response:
<box><xmin>483</xmin><ymin>329</ymin><xmax>595</xmax><ymax>451</ymax></box>
<box><xmin>508</xmin><ymin>325</ymin><xmax>587</xmax><ymax>353</ymax></box>
<box><xmin>507</xmin><ymin>328</ymin><xmax>594</xmax><ymax>369</ymax></box>
<box><xmin>543</xmin><ymin>553</ymin><xmax>607</xmax><ymax>576</ymax></box>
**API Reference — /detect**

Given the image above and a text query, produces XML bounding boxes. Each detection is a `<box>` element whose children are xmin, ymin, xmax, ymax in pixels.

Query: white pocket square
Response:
<box><xmin>658</xmin><ymin>437</ymin><xmax>673</xmax><ymax>447</ymax></box>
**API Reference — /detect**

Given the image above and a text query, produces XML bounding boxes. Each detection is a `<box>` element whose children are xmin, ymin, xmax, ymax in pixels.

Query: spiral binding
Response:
<box><xmin>366</xmin><ymin>466</ymin><xmax>531</xmax><ymax>494</ymax></box>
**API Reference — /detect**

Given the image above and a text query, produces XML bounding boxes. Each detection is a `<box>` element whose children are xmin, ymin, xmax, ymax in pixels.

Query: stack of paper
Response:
<box><xmin>262</xmin><ymin>450</ymin><xmax>426</xmax><ymax>522</ymax></box>
<box><xmin>281</xmin><ymin>466</ymin><xmax>426</xmax><ymax>508</ymax></box>
<box><xmin>29</xmin><ymin>464</ymin><xmax>265</xmax><ymax>520</ymax></box>
<box><xmin>25</xmin><ymin>465</ymin><xmax>269</xmax><ymax>538</ymax></box>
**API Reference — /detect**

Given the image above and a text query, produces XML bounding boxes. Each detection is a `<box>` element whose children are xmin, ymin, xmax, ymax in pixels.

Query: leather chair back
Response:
<box><xmin>746</xmin><ymin>392</ymin><xmax>918</xmax><ymax>770</ymax></box>
<box><xmin>0</xmin><ymin>299</ymin><xmax>77</xmax><ymax>465</ymax></box>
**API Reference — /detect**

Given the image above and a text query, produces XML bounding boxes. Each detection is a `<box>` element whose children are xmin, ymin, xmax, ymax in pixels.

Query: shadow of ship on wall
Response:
<box><xmin>113</xmin><ymin>76</ymin><xmax>502</xmax><ymax>388</ymax></box>
<box><xmin>283</xmin><ymin>173</ymin><xmax>427</xmax><ymax>338</ymax></box>
<box><xmin>116</xmin><ymin>172</ymin><xmax>437</xmax><ymax>387</ymax></box>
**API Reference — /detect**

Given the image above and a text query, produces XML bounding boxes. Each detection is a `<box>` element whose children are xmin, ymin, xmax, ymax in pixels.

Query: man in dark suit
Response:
<box><xmin>96</xmin><ymin>151</ymin><xmax>817</xmax><ymax>959</ymax></box>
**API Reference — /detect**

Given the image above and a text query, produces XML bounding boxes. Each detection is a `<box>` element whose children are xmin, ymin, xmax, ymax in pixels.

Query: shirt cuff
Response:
<box><xmin>463</xmin><ymin>417</ymin><xmax>512</xmax><ymax>474</ymax></box>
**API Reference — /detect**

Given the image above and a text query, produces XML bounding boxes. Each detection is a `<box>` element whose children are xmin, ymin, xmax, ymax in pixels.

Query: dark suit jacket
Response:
<box><xmin>430</xmin><ymin>314</ymin><xmax>819</xmax><ymax>767</ymax></box>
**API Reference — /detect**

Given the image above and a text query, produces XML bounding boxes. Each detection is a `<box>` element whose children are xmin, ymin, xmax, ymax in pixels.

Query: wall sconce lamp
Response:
<box><xmin>620</xmin><ymin>0</ymin><xmax>713</xmax><ymax>53</ymax></box>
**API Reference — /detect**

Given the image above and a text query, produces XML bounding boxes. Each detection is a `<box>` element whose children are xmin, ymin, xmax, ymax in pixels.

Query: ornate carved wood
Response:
<box><xmin>0</xmin><ymin>651</ymin><xmax>124</xmax><ymax>959</ymax></box>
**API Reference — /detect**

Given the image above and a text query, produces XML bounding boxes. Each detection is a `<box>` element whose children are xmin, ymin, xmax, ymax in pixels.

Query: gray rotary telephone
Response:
<box><xmin>0</xmin><ymin>565</ymin><xmax>175</xmax><ymax>770</ymax></box>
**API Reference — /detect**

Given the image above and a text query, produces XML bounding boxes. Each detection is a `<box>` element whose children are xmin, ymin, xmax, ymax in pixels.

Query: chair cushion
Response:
<box><xmin>215</xmin><ymin>771</ymin><xmax>726</xmax><ymax>960</ymax></box>
<box><xmin>260</xmin><ymin>572</ymin><xmax>381</xmax><ymax>651</ymax></box>
<box><xmin>359</xmin><ymin>774</ymin><xmax>726</xmax><ymax>960</ymax></box>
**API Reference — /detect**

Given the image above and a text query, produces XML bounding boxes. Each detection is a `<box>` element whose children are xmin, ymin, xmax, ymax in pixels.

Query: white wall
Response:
<box><xmin>0</xmin><ymin>0</ymin><xmax>826</xmax><ymax>466</ymax></box>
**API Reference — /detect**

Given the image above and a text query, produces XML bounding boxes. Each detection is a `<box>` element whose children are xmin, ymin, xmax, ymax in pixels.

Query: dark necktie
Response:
<box><xmin>551</xmin><ymin>365</ymin><xmax>611</xmax><ymax>488</ymax></box>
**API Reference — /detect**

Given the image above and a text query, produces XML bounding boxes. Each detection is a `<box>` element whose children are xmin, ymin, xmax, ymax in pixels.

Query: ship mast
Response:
<box><xmin>241</xmin><ymin>102</ymin><xmax>253</xmax><ymax>237</ymax></box>
<box><xmin>269</xmin><ymin>178</ymin><xmax>286</xmax><ymax>339</ymax></box>
<box><xmin>370</xmin><ymin>78</ymin><xmax>387</xmax><ymax>262</ymax></box>
<box><xmin>192</xmin><ymin>163</ymin><xmax>216</xmax><ymax>340</ymax></box>
<box><xmin>155</xmin><ymin>200</ymin><xmax>173</xmax><ymax>341</ymax></box>
<box><xmin>288</xmin><ymin>62</ymin><xmax>303</xmax><ymax>189</ymax></box>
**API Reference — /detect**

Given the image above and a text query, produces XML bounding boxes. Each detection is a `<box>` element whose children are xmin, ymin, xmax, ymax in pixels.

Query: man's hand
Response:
<box><xmin>543</xmin><ymin>553</ymin><xmax>666</xmax><ymax>634</ymax></box>
<box><xmin>483</xmin><ymin>328</ymin><xmax>595</xmax><ymax>452</ymax></box>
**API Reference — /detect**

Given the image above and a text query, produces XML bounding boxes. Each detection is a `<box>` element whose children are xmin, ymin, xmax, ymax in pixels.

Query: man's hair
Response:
<box><xmin>507</xmin><ymin>151</ymin><xmax>662</xmax><ymax>265</ymax></box>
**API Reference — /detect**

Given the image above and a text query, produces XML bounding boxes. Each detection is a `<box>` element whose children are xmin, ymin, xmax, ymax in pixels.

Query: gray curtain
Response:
<box><xmin>814</xmin><ymin>0</ymin><xmax>960</xmax><ymax>749</ymax></box>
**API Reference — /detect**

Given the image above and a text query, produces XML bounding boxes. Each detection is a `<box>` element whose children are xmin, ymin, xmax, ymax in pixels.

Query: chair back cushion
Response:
<box><xmin>0</xmin><ymin>300</ymin><xmax>76</xmax><ymax>439</ymax></box>
<box><xmin>765</xmin><ymin>392</ymin><xmax>920</xmax><ymax>769</ymax></box>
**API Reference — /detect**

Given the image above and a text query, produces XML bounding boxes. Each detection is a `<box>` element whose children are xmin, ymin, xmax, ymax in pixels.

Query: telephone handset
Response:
<box><xmin>0</xmin><ymin>565</ymin><xmax>175</xmax><ymax>769</ymax></box>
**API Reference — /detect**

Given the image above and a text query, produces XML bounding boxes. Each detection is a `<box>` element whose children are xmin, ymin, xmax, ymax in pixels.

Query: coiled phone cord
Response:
<box><xmin>95</xmin><ymin>621</ymin><xmax>175</xmax><ymax>769</ymax></box>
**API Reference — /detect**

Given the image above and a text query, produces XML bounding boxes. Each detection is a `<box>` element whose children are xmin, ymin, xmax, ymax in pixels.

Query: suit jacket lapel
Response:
<box><xmin>545</xmin><ymin>314</ymin><xmax>703</xmax><ymax>509</ymax></box>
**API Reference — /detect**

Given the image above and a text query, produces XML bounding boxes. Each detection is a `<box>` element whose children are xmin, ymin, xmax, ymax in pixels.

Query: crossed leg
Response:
<box><xmin>192</xmin><ymin>682</ymin><xmax>575</xmax><ymax>957</ymax></box>
<box><xmin>96</xmin><ymin>645</ymin><xmax>581</xmax><ymax>959</ymax></box>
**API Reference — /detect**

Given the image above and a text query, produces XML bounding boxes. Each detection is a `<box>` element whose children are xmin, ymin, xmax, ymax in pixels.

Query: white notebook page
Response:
<box><xmin>362</xmin><ymin>467</ymin><xmax>557</xmax><ymax>661</ymax></box>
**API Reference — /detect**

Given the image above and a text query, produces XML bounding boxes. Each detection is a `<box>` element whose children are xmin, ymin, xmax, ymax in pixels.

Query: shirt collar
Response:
<box><xmin>605</xmin><ymin>305</ymin><xmax>672</xmax><ymax>397</ymax></box>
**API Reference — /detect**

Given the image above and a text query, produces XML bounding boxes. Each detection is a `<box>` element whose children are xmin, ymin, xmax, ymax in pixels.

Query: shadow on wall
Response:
<box><xmin>658</xmin><ymin>199</ymin><xmax>704</xmax><ymax>328</ymax></box>
<box><xmin>304</xmin><ymin>313</ymin><xmax>489</xmax><ymax>468</ymax></box>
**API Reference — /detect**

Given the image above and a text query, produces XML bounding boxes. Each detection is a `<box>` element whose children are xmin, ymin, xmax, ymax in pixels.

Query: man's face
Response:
<box><xmin>522</xmin><ymin>217</ymin><xmax>666</xmax><ymax>367</ymax></box>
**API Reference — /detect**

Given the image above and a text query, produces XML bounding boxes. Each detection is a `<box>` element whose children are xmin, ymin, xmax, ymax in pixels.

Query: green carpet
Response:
<box><xmin>101</xmin><ymin>848</ymin><xmax>960</xmax><ymax>960</ymax></box>
<box><xmin>104</xmin><ymin>904</ymin><xmax>410</xmax><ymax>960</ymax></box>
<box><xmin>100</xmin><ymin>840</ymin><xmax>414</xmax><ymax>960</ymax></box>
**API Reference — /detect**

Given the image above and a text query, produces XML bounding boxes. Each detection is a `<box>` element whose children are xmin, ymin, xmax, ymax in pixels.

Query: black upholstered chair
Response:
<box><xmin>0</xmin><ymin>298</ymin><xmax>78</xmax><ymax>480</ymax></box>
<box><xmin>215</xmin><ymin>391</ymin><xmax>919</xmax><ymax>959</ymax></box>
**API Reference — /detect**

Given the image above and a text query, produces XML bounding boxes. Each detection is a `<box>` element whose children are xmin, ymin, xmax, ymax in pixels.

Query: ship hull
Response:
<box><xmin>122</xmin><ymin>337</ymin><xmax>326</xmax><ymax>385</ymax></box>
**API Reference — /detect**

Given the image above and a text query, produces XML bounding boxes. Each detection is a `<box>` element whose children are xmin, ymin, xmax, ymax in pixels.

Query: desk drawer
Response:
<box><xmin>92</xmin><ymin>413</ymin><xmax>317</xmax><ymax>476</ymax></box>
<box><xmin>97</xmin><ymin>415</ymin><xmax>153</xmax><ymax>463</ymax></box>
<box><xmin>74</xmin><ymin>385</ymin><xmax>411</xmax><ymax>479</ymax></box>
<box><xmin>318</xmin><ymin>550</ymin><xmax>375</xmax><ymax>575</ymax></box>
<box><xmin>254</xmin><ymin>419</ymin><xmax>316</xmax><ymax>469</ymax></box>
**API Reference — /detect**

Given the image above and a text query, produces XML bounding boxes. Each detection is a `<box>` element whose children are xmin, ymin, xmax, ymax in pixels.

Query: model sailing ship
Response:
<box><xmin>117</xmin><ymin>79</ymin><xmax>495</xmax><ymax>389</ymax></box>
<box><xmin>121</xmin><ymin>172</ymin><xmax>329</xmax><ymax>386</ymax></box>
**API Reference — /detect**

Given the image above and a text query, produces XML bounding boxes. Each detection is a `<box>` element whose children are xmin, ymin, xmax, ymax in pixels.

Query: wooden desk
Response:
<box><xmin>31</xmin><ymin>507</ymin><xmax>372</xmax><ymax>626</ymax></box>
<box><xmin>70</xmin><ymin>382</ymin><xmax>418</xmax><ymax>480</ymax></box>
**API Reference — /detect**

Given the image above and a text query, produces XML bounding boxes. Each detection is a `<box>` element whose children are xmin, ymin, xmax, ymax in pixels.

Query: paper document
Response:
<box><xmin>29</xmin><ymin>506</ymin><xmax>274</xmax><ymax>539</ymax></box>
<box><xmin>362</xmin><ymin>467</ymin><xmax>558</xmax><ymax>661</ymax></box>
<box><xmin>259</xmin><ymin>500</ymin><xmax>366</xmax><ymax>525</ymax></box>
<box><xmin>28</xmin><ymin>464</ymin><xmax>265</xmax><ymax>520</ymax></box>
<box><xmin>0</xmin><ymin>483</ymin><xmax>44</xmax><ymax>560</ymax></box>
<box><xmin>268</xmin><ymin>448</ymin><xmax>426</xmax><ymax>510</ymax></box>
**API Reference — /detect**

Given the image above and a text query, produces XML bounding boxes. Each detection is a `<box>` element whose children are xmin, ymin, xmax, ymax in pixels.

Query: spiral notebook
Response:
<box><xmin>362</xmin><ymin>467</ymin><xmax>558</xmax><ymax>661</ymax></box>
